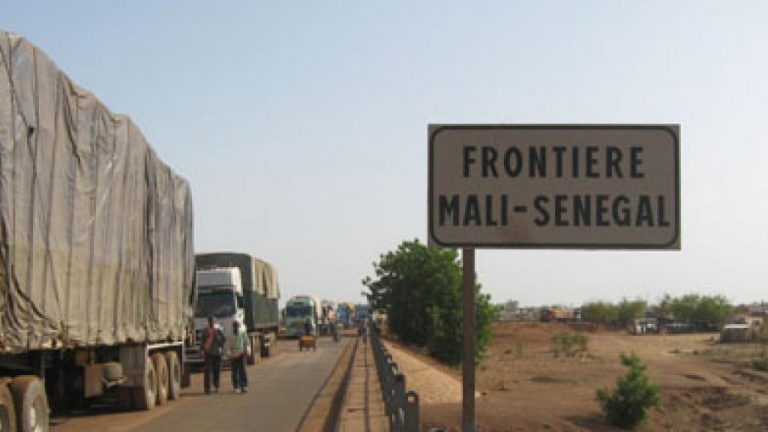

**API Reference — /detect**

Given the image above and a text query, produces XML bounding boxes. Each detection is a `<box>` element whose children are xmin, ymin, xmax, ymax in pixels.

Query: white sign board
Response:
<box><xmin>428</xmin><ymin>125</ymin><xmax>680</xmax><ymax>249</ymax></box>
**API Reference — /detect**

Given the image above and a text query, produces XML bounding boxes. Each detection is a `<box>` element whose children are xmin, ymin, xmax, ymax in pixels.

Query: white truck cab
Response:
<box><xmin>191</xmin><ymin>268</ymin><xmax>247</xmax><ymax>361</ymax></box>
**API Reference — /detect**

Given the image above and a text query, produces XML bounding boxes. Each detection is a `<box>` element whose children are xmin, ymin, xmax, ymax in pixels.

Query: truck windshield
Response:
<box><xmin>286</xmin><ymin>305</ymin><xmax>311</xmax><ymax>318</ymax></box>
<box><xmin>195</xmin><ymin>291</ymin><xmax>236</xmax><ymax>318</ymax></box>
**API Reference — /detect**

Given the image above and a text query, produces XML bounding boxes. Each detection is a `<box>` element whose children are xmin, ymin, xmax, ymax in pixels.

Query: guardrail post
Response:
<box><xmin>370</xmin><ymin>328</ymin><xmax>421</xmax><ymax>432</ymax></box>
<box><xmin>405</xmin><ymin>391</ymin><xmax>420</xmax><ymax>432</ymax></box>
<box><xmin>394</xmin><ymin>373</ymin><xmax>406</xmax><ymax>431</ymax></box>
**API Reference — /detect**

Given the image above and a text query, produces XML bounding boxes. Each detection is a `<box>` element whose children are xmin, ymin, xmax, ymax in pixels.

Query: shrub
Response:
<box><xmin>596</xmin><ymin>352</ymin><xmax>661</xmax><ymax>429</ymax></box>
<box><xmin>752</xmin><ymin>358</ymin><xmax>768</xmax><ymax>371</ymax></box>
<box><xmin>551</xmin><ymin>332</ymin><xmax>589</xmax><ymax>358</ymax></box>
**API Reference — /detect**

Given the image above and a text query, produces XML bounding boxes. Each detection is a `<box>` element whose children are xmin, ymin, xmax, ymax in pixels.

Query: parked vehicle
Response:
<box><xmin>190</xmin><ymin>253</ymin><xmax>281</xmax><ymax>365</ymax></box>
<box><xmin>355</xmin><ymin>304</ymin><xmax>373</xmax><ymax>323</ymax></box>
<box><xmin>0</xmin><ymin>30</ymin><xmax>195</xmax><ymax>430</ymax></box>
<box><xmin>337</xmin><ymin>302</ymin><xmax>356</xmax><ymax>328</ymax></box>
<box><xmin>298</xmin><ymin>335</ymin><xmax>317</xmax><ymax>351</ymax></box>
<box><xmin>284</xmin><ymin>296</ymin><xmax>322</xmax><ymax>338</ymax></box>
<box><xmin>320</xmin><ymin>300</ymin><xmax>337</xmax><ymax>336</ymax></box>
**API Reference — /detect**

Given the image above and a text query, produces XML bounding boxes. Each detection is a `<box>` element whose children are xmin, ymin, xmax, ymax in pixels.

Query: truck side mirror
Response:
<box><xmin>237</xmin><ymin>296</ymin><xmax>244</xmax><ymax>309</ymax></box>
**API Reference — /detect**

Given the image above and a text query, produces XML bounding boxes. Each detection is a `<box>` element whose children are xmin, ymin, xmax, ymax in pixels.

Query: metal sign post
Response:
<box><xmin>462</xmin><ymin>247</ymin><xmax>476</xmax><ymax>432</ymax></box>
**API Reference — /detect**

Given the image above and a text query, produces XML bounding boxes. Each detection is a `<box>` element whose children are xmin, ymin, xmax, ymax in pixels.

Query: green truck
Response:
<box><xmin>190</xmin><ymin>253</ymin><xmax>281</xmax><ymax>366</ymax></box>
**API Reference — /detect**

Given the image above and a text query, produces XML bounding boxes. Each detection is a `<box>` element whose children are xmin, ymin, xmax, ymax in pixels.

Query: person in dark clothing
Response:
<box><xmin>202</xmin><ymin>315</ymin><xmax>225</xmax><ymax>394</ymax></box>
<box><xmin>304</xmin><ymin>317</ymin><xmax>313</xmax><ymax>336</ymax></box>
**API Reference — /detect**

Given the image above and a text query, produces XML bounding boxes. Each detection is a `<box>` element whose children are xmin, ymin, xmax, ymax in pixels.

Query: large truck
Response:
<box><xmin>284</xmin><ymin>296</ymin><xmax>322</xmax><ymax>338</ymax></box>
<box><xmin>336</xmin><ymin>302</ymin><xmax>355</xmax><ymax>328</ymax></box>
<box><xmin>0</xmin><ymin>30</ymin><xmax>195</xmax><ymax>430</ymax></box>
<box><xmin>355</xmin><ymin>304</ymin><xmax>373</xmax><ymax>323</ymax></box>
<box><xmin>190</xmin><ymin>253</ymin><xmax>280</xmax><ymax>365</ymax></box>
<box><xmin>320</xmin><ymin>300</ymin><xmax>337</xmax><ymax>335</ymax></box>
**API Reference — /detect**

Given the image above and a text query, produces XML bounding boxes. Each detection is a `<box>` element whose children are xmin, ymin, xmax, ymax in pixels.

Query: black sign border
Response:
<box><xmin>428</xmin><ymin>124</ymin><xmax>681</xmax><ymax>249</ymax></box>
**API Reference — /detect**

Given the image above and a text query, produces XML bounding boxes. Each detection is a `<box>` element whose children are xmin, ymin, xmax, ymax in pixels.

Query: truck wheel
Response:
<box><xmin>164</xmin><ymin>351</ymin><xmax>181</xmax><ymax>401</ymax></box>
<box><xmin>151</xmin><ymin>353</ymin><xmax>169</xmax><ymax>405</ymax></box>
<box><xmin>247</xmin><ymin>336</ymin><xmax>258</xmax><ymax>365</ymax></box>
<box><xmin>264</xmin><ymin>332</ymin><xmax>278</xmax><ymax>356</ymax></box>
<box><xmin>0</xmin><ymin>382</ymin><xmax>17</xmax><ymax>432</ymax></box>
<box><xmin>260</xmin><ymin>336</ymin><xmax>270</xmax><ymax>358</ymax></box>
<box><xmin>132</xmin><ymin>357</ymin><xmax>157</xmax><ymax>410</ymax></box>
<box><xmin>10</xmin><ymin>376</ymin><xmax>48</xmax><ymax>432</ymax></box>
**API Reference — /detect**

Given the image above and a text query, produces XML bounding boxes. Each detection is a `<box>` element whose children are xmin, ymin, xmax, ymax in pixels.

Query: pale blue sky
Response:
<box><xmin>4</xmin><ymin>1</ymin><xmax>767</xmax><ymax>306</ymax></box>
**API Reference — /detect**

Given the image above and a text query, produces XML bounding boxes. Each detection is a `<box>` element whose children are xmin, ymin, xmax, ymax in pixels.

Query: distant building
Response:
<box><xmin>499</xmin><ymin>307</ymin><xmax>540</xmax><ymax>322</ymax></box>
<box><xmin>720</xmin><ymin>324</ymin><xmax>752</xmax><ymax>343</ymax></box>
<box><xmin>726</xmin><ymin>314</ymin><xmax>764</xmax><ymax>328</ymax></box>
<box><xmin>540</xmin><ymin>307</ymin><xmax>581</xmax><ymax>323</ymax></box>
<box><xmin>663</xmin><ymin>322</ymin><xmax>694</xmax><ymax>334</ymax></box>
<box><xmin>631</xmin><ymin>318</ymin><xmax>659</xmax><ymax>335</ymax></box>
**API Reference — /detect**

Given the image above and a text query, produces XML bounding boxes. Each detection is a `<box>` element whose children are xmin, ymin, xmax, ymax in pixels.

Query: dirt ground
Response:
<box><xmin>385</xmin><ymin>322</ymin><xmax>768</xmax><ymax>432</ymax></box>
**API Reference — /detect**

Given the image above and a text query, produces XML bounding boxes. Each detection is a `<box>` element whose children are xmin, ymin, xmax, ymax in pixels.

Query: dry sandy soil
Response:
<box><xmin>385</xmin><ymin>322</ymin><xmax>768</xmax><ymax>431</ymax></box>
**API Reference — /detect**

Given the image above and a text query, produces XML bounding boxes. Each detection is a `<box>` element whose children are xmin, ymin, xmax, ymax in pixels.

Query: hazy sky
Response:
<box><xmin>4</xmin><ymin>1</ymin><xmax>767</xmax><ymax>306</ymax></box>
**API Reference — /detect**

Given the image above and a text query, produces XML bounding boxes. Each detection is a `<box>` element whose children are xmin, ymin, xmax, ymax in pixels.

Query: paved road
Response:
<box><xmin>52</xmin><ymin>337</ymin><xmax>351</xmax><ymax>432</ymax></box>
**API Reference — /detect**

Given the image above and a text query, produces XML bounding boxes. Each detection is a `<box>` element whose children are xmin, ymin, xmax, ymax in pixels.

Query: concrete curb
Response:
<box><xmin>297</xmin><ymin>338</ymin><xmax>358</xmax><ymax>432</ymax></box>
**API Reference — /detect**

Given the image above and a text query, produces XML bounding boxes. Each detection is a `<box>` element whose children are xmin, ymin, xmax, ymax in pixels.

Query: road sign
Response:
<box><xmin>429</xmin><ymin>125</ymin><xmax>680</xmax><ymax>249</ymax></box>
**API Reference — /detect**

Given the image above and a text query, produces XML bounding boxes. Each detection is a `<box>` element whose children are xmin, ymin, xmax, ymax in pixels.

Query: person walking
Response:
<box><xmin>361</xmin><ymin>317</ymin><xmax>369</xmax><ymax>344</ymax></box>
<box><xmin>230</xmin><ymin>321</ymin><xmax>249</xmax><ymax>393</ymax></box>
<box><xmin>202</xmin><ymin>315</ymin><xmax>225</xmax><ymax>394</ymax></box>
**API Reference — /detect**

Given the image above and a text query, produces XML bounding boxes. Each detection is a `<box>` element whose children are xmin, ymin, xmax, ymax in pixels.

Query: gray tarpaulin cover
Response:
<box><xmin>195</xmin><ymin>253</ymin><xmax>280</xmax><ymax>330</ymax></box>
<box><xmin>0</xmin><ymin>31</ymin><xmax>194</xmax><ymax>353</ymax></box>
<box><xmin>195</xmin><ymin>253</ymin><xmax>279</xmax><ymax>300</ymax></box>
<box><xmin>254</xmin><ymin>258</ymin><xmax>280</xmax><ymax>300</ymax></box>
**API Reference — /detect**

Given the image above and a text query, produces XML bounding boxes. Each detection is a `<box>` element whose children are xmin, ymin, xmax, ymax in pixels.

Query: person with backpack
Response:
<box><xmin>230</xmin><ymin>320</ymin><xmax>249</xmax><ymax>393</ymax></box>
<box><xmin>202</xmin><ymin>315</ymin><xmax>225</xmax><ymax>394</ymax></box>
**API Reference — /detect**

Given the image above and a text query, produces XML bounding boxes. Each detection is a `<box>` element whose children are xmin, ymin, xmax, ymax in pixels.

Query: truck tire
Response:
<box><xmin>0</xmin><ymin>382</ymin><xmax>17</xmax><ymax>432</ymax></box>
<box><xmin>181</xmin><ymin>366</ymin><xmax>191</xmax><ymax>389</ymax></box>
<box><xmin>132</xmin><ymin>357</ymin><xmax>157</xmax><ymax>410</ymax></box>
<box><xmin>164</xmin><ymin>351</ymin><xmax>181</xmax><ymax>401</ymax></box>
<box><xmin>10</xmin><ymin>376</ymin><xmax>48</xmax><ymax>432</ymax></box>
<box><xmin>261</xmin><ymin>332</ymin><xmax>278</xmax><ymax>358</ymax></box>
<box><xmin>247</xmin><ymin>336</ymin><xmax>258</xmax><ymax>366</ymax></box>
<box><xmin>151</xmin><ymin>353</ymin><xmax>169</xmax><ymax>405</ymax></box>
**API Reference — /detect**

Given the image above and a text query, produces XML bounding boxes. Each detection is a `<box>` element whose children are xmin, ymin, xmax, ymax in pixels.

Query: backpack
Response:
<box><xmin>205</xmin><ymin>327</ymin><xmax>226</xmax><ymax>356</ymax></box>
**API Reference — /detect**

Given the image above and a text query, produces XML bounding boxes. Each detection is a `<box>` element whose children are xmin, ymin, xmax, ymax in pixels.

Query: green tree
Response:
<box><xmin>596</xmin><ymin>352</ymin><xmax>662</xmax><ymax>429</ymax></box>
<box><xmin>669</xmin><ymin>294</ymin><xmax>699</xmax><ymax>323</ymax></box>
<box><xmin>694</xmin><ymin>295</ymin><xmax>733</xmax><ymax>329</ymax></box>
<box><xmin>363</xmin><ymin>239</ymin><xmax>498</xmax><ymax>364</ymax></box>
<box><xmin>617</xmin><ymin>298</ymin><xmax>647</xmax><ymax>327</ymax></box>
<box><xmin>653</xmin><ymin>294</ymin><xmax>674</xmax><ymax>323</ymax></box>
<box><xmin>669</xmin><ymin>294</ymin><xmax>733</xmax><ymax>330</ymax></box>
<box><xmin>581</xmin><ymin>301</ymin><xmax>619</xmax><ymax>325</ymax></box>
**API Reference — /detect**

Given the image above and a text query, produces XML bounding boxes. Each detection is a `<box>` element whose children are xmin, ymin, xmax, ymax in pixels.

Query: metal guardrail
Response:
<box><xmin>370</xmin><ymin>326</ymin><xmax>420</xmax><ymax>432</ymax></box>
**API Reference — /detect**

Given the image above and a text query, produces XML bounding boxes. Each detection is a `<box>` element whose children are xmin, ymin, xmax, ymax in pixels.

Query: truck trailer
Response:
<box><xmin>0</xmin><ymin>30</ymin><xmax>195</xmax><ymax>430</ymax></box>
<box><xmin>190</xmin><ymin>253</ymin><xmax>281</xmax><ymax>365</ymax></box>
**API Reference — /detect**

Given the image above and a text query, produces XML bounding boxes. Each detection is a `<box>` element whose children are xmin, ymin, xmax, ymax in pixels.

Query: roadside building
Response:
<box><xmin>540</xmin><ymin>307</ymin><xmax>581</xmax><ymax>323</ymax></box>
<box><xmin>720</xmin><ymin>324</ymin><xmax>752</xmax><ymax>343</ymax></box>
<box><xmin>632</xmin><ymin>318</ymin><xmax>659</xmax><ymax>335</ymax></box>
<box><xmin>727</xmin><ymin>314</ymin><xmax>764</xmax><ymax>329</ymax></box>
